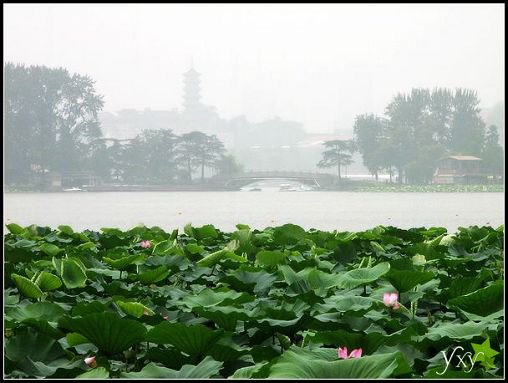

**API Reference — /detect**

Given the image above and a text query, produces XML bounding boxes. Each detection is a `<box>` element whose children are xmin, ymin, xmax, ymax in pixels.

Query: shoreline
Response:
<box><xmin>4</xmin><ymin>185</ymin><xmax>504</xmax><ymax>193</ymax></box>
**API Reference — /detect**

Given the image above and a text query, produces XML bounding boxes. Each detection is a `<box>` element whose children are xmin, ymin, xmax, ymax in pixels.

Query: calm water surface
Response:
<box><xmin>4</xmin><ymin>191</ymin><xmax>504</xmax><ymax>233</ymax></box>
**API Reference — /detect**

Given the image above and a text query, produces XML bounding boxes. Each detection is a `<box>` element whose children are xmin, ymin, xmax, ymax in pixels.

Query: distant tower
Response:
<box><xmin>182</xmin><ymin>67</ymin><xmax>204</xmax><ymax>115</ymax></box>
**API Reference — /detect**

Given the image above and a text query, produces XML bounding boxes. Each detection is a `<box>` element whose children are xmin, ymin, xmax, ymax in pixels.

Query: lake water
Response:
<box><xmin>4</xmin><ymin>191</ymin><xmax>504</xmax><ymax>234</ymax></box>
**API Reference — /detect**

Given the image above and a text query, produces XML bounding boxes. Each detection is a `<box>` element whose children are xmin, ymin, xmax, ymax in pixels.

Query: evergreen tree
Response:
<box><xmin>317</xmin><ymin>140</ymin><xmax>355</xmax><ymax>181</ymax></box>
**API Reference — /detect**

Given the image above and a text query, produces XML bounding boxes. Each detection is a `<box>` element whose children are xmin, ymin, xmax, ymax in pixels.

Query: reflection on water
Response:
<box><xmin>4</xmin><ymin>191</ymin><xmax>504</xmax><ymax>233</ymax></box>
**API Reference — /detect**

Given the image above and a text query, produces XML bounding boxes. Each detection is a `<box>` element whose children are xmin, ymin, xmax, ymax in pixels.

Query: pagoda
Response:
<box><xmin>182</xmin><ymin>67</ymin><xmax>205</xmax><ymax>116</ymax></box>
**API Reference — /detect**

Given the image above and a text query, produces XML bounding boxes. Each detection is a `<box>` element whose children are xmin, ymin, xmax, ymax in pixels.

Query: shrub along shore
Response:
<box><xmin>4</xmin><ymin>222</ymin><xmax>504</xmax><ymax>378</ymax></box>
<box><xmin>345</xmin><ymin>183</ymin><xmax>504</xmax><ymax>192</ymax></box>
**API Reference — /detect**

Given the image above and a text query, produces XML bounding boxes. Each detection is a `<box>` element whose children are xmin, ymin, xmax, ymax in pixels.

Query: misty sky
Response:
<box><xmin>4</xmin><ymin>4</ymin><xmax>505</xmax><ymax>133</ymax></box>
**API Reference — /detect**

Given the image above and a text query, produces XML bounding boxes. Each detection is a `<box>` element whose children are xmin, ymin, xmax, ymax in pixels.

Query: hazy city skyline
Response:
<box><xmin>4</xmin><ymin>4</ymin><xmax>505</xmax><ymax>132</ymax></box>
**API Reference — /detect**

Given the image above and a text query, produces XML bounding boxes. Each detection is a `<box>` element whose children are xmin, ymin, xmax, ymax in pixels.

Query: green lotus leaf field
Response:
<box><xmin>4</xmin><ymin>223</ymin><xmax>504</xmax><ymax>378</ymax></box>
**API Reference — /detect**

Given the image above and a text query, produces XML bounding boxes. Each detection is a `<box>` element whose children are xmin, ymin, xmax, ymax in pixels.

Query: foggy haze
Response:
<box><xmin>4</xmin><ymin>3</ymin><xmax>504</xmax><ymax>133</ymax></box>
<box><xmin>3</xmin><ymin>5</ymin><xmax>505</xmax><ymax>379</ymax></box>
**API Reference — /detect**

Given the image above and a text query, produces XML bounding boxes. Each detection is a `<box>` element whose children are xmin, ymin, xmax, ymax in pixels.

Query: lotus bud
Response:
<box><xmin>140</xmin><ymin>240</ymin><xmax>151</xmax><ymax>249</ymax></box>
<box><xmin>84</xmin><ymin>355</ymin><xmax>97</xmax><ymax>368</ymax></box>
<box><xmin>337</xmin><ymin>346</ymin><xmax>363</xmax><ymax>359</ymax></box>
<box><xmin>383</xmin><ymin>292</ymin><xmax>400</xmax><ymax>310</ymax></box>
<box><xmin>412</xmin><ymin>254</ymin><xmax>426</xmax><ymax>267</ymax></box>
<box><xmin>337</xmin><ymin>346</ymin><xmax>349</xmax><ymax>359</ymax></box>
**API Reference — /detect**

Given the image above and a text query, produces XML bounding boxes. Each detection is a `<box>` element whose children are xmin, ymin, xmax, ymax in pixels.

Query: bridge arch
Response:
<box><xmin>211</xmin><ymin>171</ymin><xmax>336</xmax><ymax>190</ymax></box>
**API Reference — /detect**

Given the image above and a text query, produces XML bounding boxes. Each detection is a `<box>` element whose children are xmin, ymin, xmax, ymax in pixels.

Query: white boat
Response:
<box><xmin>63</xmin><ymin>187</ymin><xmax>84</xmax><ymax>192</ymax></box>
<box><xmin>280</xmin><ymin>183</ymin><xmax>313</xmax><ymax>192</ymax></box>
<box><xmin>279</xmin><ymin>184</ymin><xmax>297</xmax><ymax>192</ymax></box>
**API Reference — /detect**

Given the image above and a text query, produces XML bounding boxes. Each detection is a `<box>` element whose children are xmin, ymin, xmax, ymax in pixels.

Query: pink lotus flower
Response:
<box><xmin>337</xmin><ymin>346</ymin><xmax>363</xmax><ymax>359</ymax></box>
<box><xmin>383</xmin><ymin>292</ymin><xmax>400</xmax><ymax>310</ymax></box>
<box><xmin>140</xmin><ymin>240</ymin><xmax>151</xmax><ymax>249</ymax></box>
<box><xmin>84</xmin><ymin>355</ymin><xmax>97</xmax><ymax>368</ymax></box>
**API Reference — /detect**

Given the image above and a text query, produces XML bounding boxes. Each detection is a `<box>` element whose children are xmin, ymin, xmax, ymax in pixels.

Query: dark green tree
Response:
<box><xmin>4</xmin><ymin>62</ymin><xmax>104</xmax><ymax>185</ymax></box>
<box><xmin>117</xmin><ymin>138</ymin><xmax>145</xmax><ymax>183</ymax></box>
<box><xmin>377</xmin><ymin>139</ymin><xmax>398</xmax><ymax>183</ymax></box>
<box><xmin>405</xmin><ymin>144</ymin><xmax>446</xmax><ymax>184</ymax></box>
<box><xmin>428</xmin><ymin>88</ymin><xmax>454</xmax><ymax>148</ymax></box>
<box><xmin>110</xmin><ymin>140</ymin><xmax>131</xmax><ymax>183</ymax></box>
<box><xmin>354</xmin><ymin>87</ymin><xmax>492</xmax><ymax>185</ymax></box>
<box><xmin>214</xmin><ymin>154</ymin><xmax>243</xmax><ymax>176</ymax></box>
<box><xmin>481</xmin><ymin>125</ymin><xmax>504</xmax><ymax>179</ymax></box>
<box><xmin>317</xmin><ymin>140</ymin><xmax>355</xmax><ymax>181</ymax></box>
<box><xmin>86</xmin><ymin>139</ymin><xmax>113</xmax><ymax>182</ymax></box>
<box><xmin>176</xmin><ymin>131</ymin><xmax>226</xmax><ymax>182</ymax></box>
<box><xmin>142</xmin><ymin>129</ymin><xmax>178</xmax><ymax>184</ymax></box>
<box><xmin>450</xmin><ymin>88</ymin><xmax>485</xmax><ymax>156</ymax></box>
<box><xmin>121</xmin><ymin>130</ymin><xmax>178</xmax><ymax>184</ymax></box>
<box><xmin>353</xmin><ymin>114</ymin><xmax>386</xmax><ymax>181</ymax></box>
<box><xmin>4</xmin><ymin>63</ymin><xmax>34</xmax><ymax>184</ymax></box>
<box><xmin>384</xmin><ymin>89</ymin><xmax>431</xmax><ymax>183</ymax></box>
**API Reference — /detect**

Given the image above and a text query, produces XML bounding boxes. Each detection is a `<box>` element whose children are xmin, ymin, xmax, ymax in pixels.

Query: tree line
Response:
<box><xmin>91</xmin><ymin>130</ymin><xmax>242</xmax><ymax>185</ymax></box>
<box><xmin>318</xmin><ymin>88</ymin><xmax>504</xmax><ymax>184</ymax></box>
<box><xmin>6</xmin><ymin>63</ymin><xmax>503</xmax><ymax>188</ymax></box>
<box><xmin>4</xmin><ymin>63</ymin><xmax>242</xmax><ymax>188</ymax></box>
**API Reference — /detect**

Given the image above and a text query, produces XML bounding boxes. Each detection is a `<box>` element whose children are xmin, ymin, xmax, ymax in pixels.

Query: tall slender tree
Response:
<box><xmin>428</xmin><ymin>88</ymin><xmax>454</xmax><ymax>147</ymax></box>
<box><xmin>353</xmin><ymin>114</ymin><xmax>386</xmax><ymax>181</ymax></box>
<box><xmin>384</xmin><ymin>89</ymin><xmax>431</xmax><ymax>183</ymax></box>
<box><xmin>450</xmin><ymin>88</ymin><xmax>485</xmax><ymax>156</ymax></box>
<box><xmin>481</xmin><ymin>125</ymin><xmax>504</xmax><ymax>178</ymax></box>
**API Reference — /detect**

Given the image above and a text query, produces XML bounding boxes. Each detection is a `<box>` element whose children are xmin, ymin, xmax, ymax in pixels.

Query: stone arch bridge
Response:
<box><xmin>210</xmin><ymin>171</ymin><xmax>336</xmax><ymax>189</ymax></box>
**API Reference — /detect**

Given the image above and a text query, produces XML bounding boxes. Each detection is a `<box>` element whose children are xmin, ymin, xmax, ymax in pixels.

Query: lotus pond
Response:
<box><xmin>4</xmin><ymin>223</ymin><xmax>505</xmax><ymax>379</ymax></box>
<box><xmin>353</xmin><ymin>184</ymin><xmax>504</xmax><ymax>193</ymax></box>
